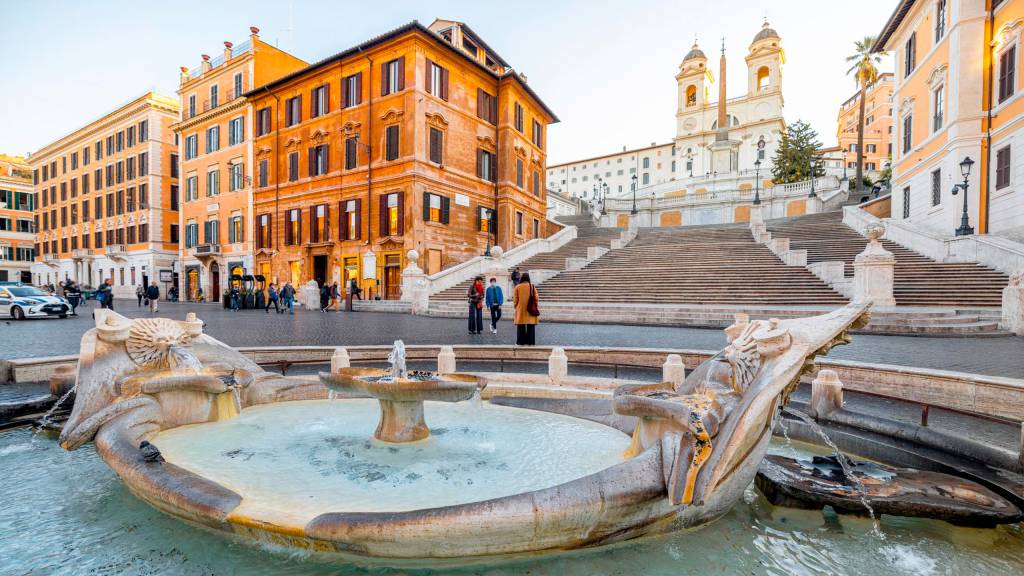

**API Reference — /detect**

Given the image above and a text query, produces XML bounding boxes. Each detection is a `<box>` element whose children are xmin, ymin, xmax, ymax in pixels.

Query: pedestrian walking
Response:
<box><xmin>65</xmin><ymin>281</ymin><xmax>82</xmax><ymax>316</ymax></box>
<box><xmin>319</xmin><ymin>282</ymin><xmax>330</xmax><ymax>312</ymax></box>
<box><xmin>350</xmin><ymin>278</ymin><xmax>362</xmax><ymax>300</ymax></box>
<box><xmin>229</xmin><ymin>285</ymin><xmax>241</xmax><ymax>311</ymax></box>
<box><xmin>265</xmin><ymin>283</ymin><xmax>281</xmax><ymax>313</ymax></box>
<box><xmin>135</xmin><ymin>285</ymin><xmax>145</xmax><ymax>307</ymax></box>
<box><xmin>97</xmin><ymin>279</ymin><xmax>115</xmax><ymax>310</ymax></box>
<box><xmin>280</xmin><ymin>282</ymin><xmax>295</xmax><ymax>314</ymax></box>
<box><xmin>485</xmin><ymin>277</ymin><xmax>504</xmax><ymax>334</ymax></box>
<box><xmin>510</xmin><ymin>267</ymin><xmax>522</xmax><ymax>286</ymax></box>
<box><xmin>512</xmin><ymin>272</ymin><xmax>539</xmax><ymax>345</ymax></box>
<box><xmin>467</xmin><ymin>276</ymin><xmax>485</xmax><ymax>334</ymax></box>
<box><xmin>146</xmin><ymin>281</ymin><xmax>160</xmax><ymax>313</ymax></box>
<box><xmin>329</xmin><ymin>282</ymin><xmax>341</xmax><ymax>312</ymax></box>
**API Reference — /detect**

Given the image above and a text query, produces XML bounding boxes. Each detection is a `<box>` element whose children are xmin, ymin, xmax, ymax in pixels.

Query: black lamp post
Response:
<box><xmin>484</xmin><ymin>207</ymin><xmax>494</xmax><ymax>257</ymax></box>
<box><xmin>687</xmin><ymin>152</ymin><xmax>693</xmax><ymax>177</ymax></box>
<box><xmin>951</xmin><ymin>156</ymin><xmax>975</xmax><ymax>236</ymax></box>
<box><xmin>630</xmin><ymin>174</ymin><xmax>638</xmax><ymax>214</ymax></box>
<box><xmin>601</xmin><ymin>182</ymin><xmax>609</xmax><ymax>215</ymax></box>
<box><xmin>808</xmin><ymin>156</ymin><xmax>819</xmax><ymax>198</ymax></box>
<box><xmin>753</xmin><ymin>158</ymin><xmax>762</xmax><ymax>205</ymax></box>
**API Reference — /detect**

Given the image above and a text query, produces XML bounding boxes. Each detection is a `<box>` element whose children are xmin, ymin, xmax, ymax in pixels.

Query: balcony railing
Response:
<box><xmin>71</xmin><ymin>248</ymin><xmax>93</xmax><ymax>259</ymax></box>
<box><xmin>106</xmin><ymin>244</ymin><xmax>127</xmax><ymax>259</ymax></box>
<box><xmin>191</xmin><ymin>243</ymin><xmax>222</xmax><ymax>257</ymax></box>
<box><xmin>43</xmin><ymin>253</ymin><xmax>59</xmax><ymax>263</ymax></box>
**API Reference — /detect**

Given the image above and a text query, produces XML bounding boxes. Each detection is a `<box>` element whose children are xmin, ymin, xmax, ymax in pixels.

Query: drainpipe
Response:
<box><xmin>261</xmin><ymin>85</ymin><xmax>280</xmax><ymax>255</ymax></box>
<box><xmin>983</xmin><ymin>1</ymin><xmax>995</xmax><ymax>234</ymax></box>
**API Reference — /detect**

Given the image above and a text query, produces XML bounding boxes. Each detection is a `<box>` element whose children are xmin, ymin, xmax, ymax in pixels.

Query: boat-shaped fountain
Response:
<box><xmin>59</xmin><ymin>303</ymin><xmax>872</xmax><ymax>565</ymax></box>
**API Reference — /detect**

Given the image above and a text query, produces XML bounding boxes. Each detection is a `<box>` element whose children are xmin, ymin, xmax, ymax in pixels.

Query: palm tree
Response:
<box><xmin>846</xmin><ymin>36</ymin><xmax>883</xmax><ymax>193</ymax></box>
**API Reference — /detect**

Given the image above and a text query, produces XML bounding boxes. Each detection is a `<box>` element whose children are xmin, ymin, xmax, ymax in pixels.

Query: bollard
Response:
<box><xmin>808</xmin><ymin>369</ymin><xmax>843</xmax><ymax>420</ymax></box>
<box><xmin>548</xmin><ymin>347</ymin><xmax>568</xmax><ymax>384</ymax></box>
<box><xmin>330</xmin><ymin>348</ymin><xmax>350</xmax><ymax>373</ymax></box>
<box><xmin>662</xmin><ymin>354</ymin><xmax>685</xmax><ymax>387</ymax></box>
<box><xmin>437</xmin><ymin>346</ymin><xmax>456</xmax><ymax>374</ymax></box>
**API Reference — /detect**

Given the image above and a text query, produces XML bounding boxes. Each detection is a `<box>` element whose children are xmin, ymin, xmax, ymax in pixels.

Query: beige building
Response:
<box><xmin>0</xmin><ymin>155</ymin><xmax>35</xmax><ymax>283</ymax></box>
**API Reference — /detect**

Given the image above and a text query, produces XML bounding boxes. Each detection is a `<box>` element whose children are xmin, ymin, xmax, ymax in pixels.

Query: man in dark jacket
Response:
<box><xmin>65</xmin><ymin>282</ymin><xmax>82</xmax><ymax>316</ymax></box>
<box><xmin>97</xmin><ymin>279</ymin><xmax>114</xmax><ymax>310</ymax></box>
<box><xmin>485</xmin><ymin>277</ymin><xmax>504</xmax><ymax>334</ymax></box>
<box><xmin>146</xmin><ymin>282</ymin><xmax>160</xmax><ymax>313</ymax></box>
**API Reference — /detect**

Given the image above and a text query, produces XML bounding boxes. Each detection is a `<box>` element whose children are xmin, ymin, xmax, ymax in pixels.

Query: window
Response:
<box><xmin>380</xmin><ymin>192</ymin><xmax>403</xmax><ymax>236</ymax></box>
<box><xmin>95</xmin><ymin>140</ymin><xmax>103</xmax><ymax>161</ymax></box>
<box><xmin>935</xmin><ymin>0</ymin><xmax>946</xmax><ymax>42</ymax></box>
<box><xmin>206</xmin><ymin>169</ymin><xmax>220</xmax><ymax>196</ymax></box>
<box><xmin>996</xmin><ymin>145</ymin><xmax>1012</xmax><ymax>190</ymax></box>
<box><xmin>904</xmin><ymin>32</ymin><xmax>916</xmax><ymax>78</ymax></box>
<box><xmin>126</xmin><ymin>187</ymin><xmax>135</xmax><ymax>212</ymax></box>
<box><xmin>184</xmin><ymin>222</ymin><xmax>198</xmax><ymax>248</ymax></box>
<box><xmin>931</xmin><ymin>169</ymin><xmax>942</xmax><ymax>206</ymax></box>
<box><xmin>139</xmin><ymin>119</ymin><xmax>148</xmax><ymax>142</ymax></box>
<box><xmin>288</xmin><ymin>152</ymin><xmax>299</xmax><ymax>181</ymax></box>
<box><xmin>228</xmin><ymin>215</ymin><xmax>243</xmax><ymax>244</ymax></box>
<box><xmin>106</xmin><ymin>193</ymin><xmax>114</xmax><ymax>217</ymax></box>
<box><xmin>310</xmin><ymin>204</ymin><xmax>329</xmax><ymax>242</ymax></box>
<box><xmin>83</xmin><ymin>146</ymin><xmax>90</xmax><ymax>166</ymax></box>
<box><xmin>425</xmin><ymin>59</ymin><xmax>448</xmax><ymax>100</ymax></box>
<box><xmin>258</xmin><ymin>159</ymin><xmax>268</xmax><ymax>187</ymax></box>
<box><xmin>477</xmin><ymin>89</ymin><xmax>497</xmax><ymax>124</ymax></box>
<box><xmin>126</xmin><ymin>157</ymin><xmax>135</xmax><ymax>180</ymax></box>
<box><xmin>385</xmin><ymin>125</ymin><xmax>400</xmax><ymax>161</ymax></box>
<box><xmin>116</xmin><ymin>161</ymin><xmax>124</xmax><ymax>184</ymax></box>
<box><xmin>285</xmin><ymin>208</ymin><xmax>301</xmax><ymax>245</ymax></box>
<box><xmin>228</xmin><ymin>117</ymin><xmax>244</xmax><ymax>145</ymax></box>
<box><xmin>903</xmin><ymin>186</ymin><xmax>911</xmax><ymax>218</ymax></box>
<box><xmin>866</xmin><ymin>144</ymin><xmax>876</xmax><ymax>153</ymax></box>
<box><xmin>169</xmin><ymin>224</ymin><xmax>179</xmax><ymax>244</ymax></box>
<box><xmin>233</xmin><ymin>72</ymin><xmax>243</xmax><ymax>97</ymax></box>
<box><xmin>422</xmin><ymin>192</ymin><xmax>450</xmax><ymax>224</ymax></box>
<box><xmin>533</xmin><ymin>171</ymin><xmax>541</xmax><ymax>197</ymax></box>
<box><xmin>533</xmin><ymin>218</ymin><xmax>540</xmax><ymax>239</ymax></box>
<box><xmin>686</xmin><ymin>85</ymin><xmax>697</xmax><ymax>107</ymax></box>
<box><xmin>477</xmin><ymin>149</ymin><xmax>496</xmax><ymax>182</ymax></box>
<box><xmin>116</xmin><ymin>131</ymin><xmax>124</xmax><ymax>152</ymax></box>
<box><xmin>139</xmin><ymin>223</ymin><xmax>149</xmax><ymax>242</ymax></box>
<box><xmin>170</xmin><ymin>153</ymin><xmax>178</xmax><ymax>178</ymax></box>
<box><xmin>205</xmin><ymin>126</ymin><xmax>220</xmax><ymax>154</ymax></box>
<box><xmin>285</xmin><ymin>96</ymin><xmax>302</xmax><ymax>127</ymax></box>
<box><xmin>308</xmin><ymin>144</ymin><xmax>329</xmax><ymax>177</ymax></box>
<box><xmin>849</xmin><ymin>143</ymin><xmax>858</xmax><ymax>153</ymax></box>
<box><xmin>139</xmin><ymin>184</ymin><xmax>148</xmax><ymax>209</ymax></box>
<box><xmin>256</xmin><ymin>214</ymin><xmax>271</xmax><ymax>249</ymax></box>
<box><xmin>866</xmin><ymin>162</ymin><xmax>877</xmax><ymax>170</ymax></box>
<box><xmin>185</xmin><ymin>134</ymin><xmax>198</xmax><ymax>160</ymax></box>
<box><xmin>428</xmin><ymin>128</ymin><xmax>443</xmax><ymax>164</ymax></box>
<box><xmin>341</xmin><ymin>199</ymin><xmax>361</xmax><ymax>240</ymax></box>
<box><xmin>516</xmin><ymin>158</ymin><xmax>524</xmax><ymax>188</ymax></box>
<box><xmin>342</xmin><ymin>73</ymin><xmax>361</xmax><ymax>108</ymax></box>
<box><xmin>138</xmin><ymin>152</ymin><xmax>148</xmax><ymax>177</ymax></box>
<box><xmin>256</xmin><ymin>107</ymin><xmax>273</xmax><ymax>136</ymax></box>
<box><xmin>515</xmin><ymin>211</ymin><xmax>523</xmax><ymax>235</ymax></box>
<box><xmin>188</xmin><ymin>94</ymin><xmax>196</xmax><ymax>118</ymax></box>
<box><xmin>311</xmin><ymin>84</ymin><xmax>329</xmax><ymax>118</ymax></box>
<box><xmin>532</xmin><ymin>119</ymin><xmax>543</xmax><ymax>148</ymax></box>
<box><xmin>186</xmin><ymin>175</ymin><xmax>198</xmax><ymax>201</ymax></box>
<box><xmin>514</xmin><ymin>102</ymin><xmax>524</xmax><ymax>132</ymax></box>
<box><xmin>643</xmin><ymin>173</ymin><xmax>650</xmax><ymax>185</ymax></box>
<box><xmin>999</xmin><ymin>46</ymin><xmax>1016</xmax><ymax>103</ymax></box>
<box><xmin>381</xmin><ymin>57</ymin><xmax>404</xmax><ymax>96</ymax></box>
<box><xmin>127</xmin><ymin>126</ymin><xmax>135</xmax><ymax>148</ymax></box>
<box><xmin>210</xmin><ymin>84</ymin><xmax>219</xmax><ymax>109</ymax></box>
<box><xmin>230</xmin><ymin>163</ymin><xmax>244</xmax><ymax>191</ymax></box>
<box><xmin>902</xmin><ymin>114</ymin><xmax>913</xmax><ymax>153</ymax></box>
<box><xmin>71</xmin><ymin>178</ymin><xmax>78</xmax><ymax>198</ymax></box>
<box><xmin>643</xmin><ymin>157</ymin><xmax>650</xmax><ymax>169</ymax></box>
<box><xmin>345</xmin><ymin>136</ymin><xmax>360</xmax><ymax>169</ymax></box>
<box><xmin>170</xmin><ymin>184</ymin><xmax>179</xmax><ymax>210</ymax></box>
<box><xmin>933</xmin><ymin>86</ymin><xmax>944</xmax><ymax>131</ymax></box>
<box><xmin>94</xmin><ymin>196</ymin><xmax>102</xmax><ymax>219</ymax></box>
<box><xmin>71</xmin><ymin>152</ymin><xmax>78</xmax><ymax>170</ymax></box>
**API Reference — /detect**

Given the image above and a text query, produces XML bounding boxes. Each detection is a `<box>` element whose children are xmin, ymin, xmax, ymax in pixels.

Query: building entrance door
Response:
<box><xmin>383</xmin><ymin>253</ymin><xmax>401</xmax><ymax>300</ymax></box>
<box><xmin>313</xmin><ymin>255</ymin><xmax>328</xmax><ymax>288</ymax></box>
<box><xmin>210</xmin><ymin>263</ymin><xmax>220</xmax><ymax>299</ymax></box>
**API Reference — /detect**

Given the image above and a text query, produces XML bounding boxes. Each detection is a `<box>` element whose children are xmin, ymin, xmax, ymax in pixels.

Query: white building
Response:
<box><xmin>545</xmin><ymin>187</ymin><xmax>580</xmax><ymax>219</ymax></box>
<box><xmin>547</xmin><ymin>142</ymin><xmax>676</xmax><ymax>201</ymax></box>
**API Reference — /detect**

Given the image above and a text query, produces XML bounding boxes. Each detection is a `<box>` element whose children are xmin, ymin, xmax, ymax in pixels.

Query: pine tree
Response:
<box><xmin>771</xmin><ymin>120</ymin><xmax>825</xmax><ymax>184</ymax></box>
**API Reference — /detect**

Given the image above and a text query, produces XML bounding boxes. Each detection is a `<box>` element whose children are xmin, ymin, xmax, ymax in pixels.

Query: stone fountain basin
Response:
<box><xmin>319</xmin><ymin>367</ymin><xmax>483</xmax><ymax>402</ymax></box>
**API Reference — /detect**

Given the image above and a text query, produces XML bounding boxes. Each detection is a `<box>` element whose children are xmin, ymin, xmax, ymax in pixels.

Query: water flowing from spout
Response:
<box><xmin>37</xmin><ymin>382</ymin><xmax>78</xmax><ymax>430</ymax></box>
<box><xmin>387</xmin><ymin>340</ymin><xmax>408</xmax><ymax>381</ymax></box>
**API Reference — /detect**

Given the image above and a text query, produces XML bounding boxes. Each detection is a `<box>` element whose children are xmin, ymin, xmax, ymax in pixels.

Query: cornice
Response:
<box><xmin>171</xmin><ymin>97</ymin><xmax>249</xmax><ymax>133</ymax></box>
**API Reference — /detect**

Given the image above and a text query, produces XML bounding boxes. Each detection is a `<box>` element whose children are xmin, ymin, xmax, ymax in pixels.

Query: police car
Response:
<box><xmin>0</xmin><ymin>283</ymin><xmax>71</xmax><ymax>320</ymax></box>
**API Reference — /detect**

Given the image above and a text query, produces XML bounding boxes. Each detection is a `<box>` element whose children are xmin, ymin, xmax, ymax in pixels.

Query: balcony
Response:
<box><xmin>106</xmin><ymin>244</ymin><xmax>127</xmax><ymax>260</ymax></box>
<box><xmin>43</xmin><ymin>253</ymin><xmax>60</xmax><ymax>266</ymax></box>
<box><xmin>71</xmin><ymin>248</ymin><xmax>94</xmax><ymax>259</ymax></box>
<box><xmin>191</xmin><ymin>243</ymin><xmax>222</xmax><ymax>258</ymax></box>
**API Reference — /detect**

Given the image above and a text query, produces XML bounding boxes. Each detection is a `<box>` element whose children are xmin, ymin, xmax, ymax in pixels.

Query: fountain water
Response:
<box><xmin>36</xmin><ymin>382</ymin><xmax>78</xmax><ymax>430</ymax></box>
<box><xmin>387</xmin><ymin>339</ymin><xmax>408</xmax><ymax>380</ymax></box>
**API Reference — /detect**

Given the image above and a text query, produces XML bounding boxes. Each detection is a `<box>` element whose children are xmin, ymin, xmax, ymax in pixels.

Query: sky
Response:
<box><xmin>0</xmin><ymin>0</ymin><xmax>896</xmax><ymax>165</ymax></box>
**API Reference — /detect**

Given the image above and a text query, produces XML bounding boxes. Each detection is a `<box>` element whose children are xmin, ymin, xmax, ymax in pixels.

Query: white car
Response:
<box><xmin>0</xmin><ymin>285</ymin><xmax>71</xmax><ymax>320</ymax></box>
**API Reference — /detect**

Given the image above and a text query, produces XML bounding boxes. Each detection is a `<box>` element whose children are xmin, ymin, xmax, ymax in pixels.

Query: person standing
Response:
<box><xmin>350</xmin><ymin>278</ymin><xmax>362</xmax><ymax>301</ymax></box>
<box><xmin>146</xmin><ymin>281</ymin><xmax>160</xmax><ymax>313</ymax></box>
<box><xmin>510</xmin><ymin>267</ymin><xmax>522</xmax><ymax>286</ymax></box>
<box><xmin>319</xmin><ymin>282</ymin><xmax>330</xmax><ymax>312</ymax></box>
<box><xmin>135</xmin><ymin>285</ymin><xmax>145</xmax><ymax>307</ymax></box>
<box><xmin>329</xmin><ymin>282</ymin><xmax>341</xmax><ymax>312</ymax></box>
<box><xmin>466</xmin><ymin>276</ymin><xmax>484</xmax><ymax>335</ymax></box>
<box><xmin>65</xmin><ymin>281</ymin><xmax>82</xmax><ymax>316</ymax></box>
<box><xmin>229</xmin><ymin>285</ymin><xmax>241</xmax><ymax>311</ymax></box>
<box><xmin>265</xmin><ymin>283</ymin><xmax>280</xmax><ymax>314</ymax></box>
<box><xmin>97</xmin><ymin>279</ymin><xmax>115</xmax><ymax>310</ymax></box>
<box><xmin>280</xmin><ymin>282</ymin><xmax>295</xmax><ymax>314</ymax></box>
<box><xmin>512</xmin><ymin>272</ymin><xmax>539</xmax><ymax>345</ymax></box>
<box><xmin>485</xmin><ymin>277</ymin><xmax>504</xmax><ymax>334</ymax></box>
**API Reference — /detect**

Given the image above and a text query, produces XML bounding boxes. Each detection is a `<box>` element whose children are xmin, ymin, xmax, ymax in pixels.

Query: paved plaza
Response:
<box><xmin>1</xmin><ymin>300</ymin><xmax>1021</xmax><ymax>377</ymax></box>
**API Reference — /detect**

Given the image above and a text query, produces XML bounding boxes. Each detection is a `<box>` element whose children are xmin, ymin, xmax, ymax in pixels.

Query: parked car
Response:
<box><xmin>0</xmin><ymin>284</ymin><xmax>70</xmax><ymax>320</ymax></box>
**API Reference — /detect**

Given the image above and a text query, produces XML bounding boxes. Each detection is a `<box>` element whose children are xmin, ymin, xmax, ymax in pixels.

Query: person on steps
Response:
<box><xmin>467</xmin><ymin>276</ymin><xmax>485</xmax><ymax>335</ymax></box>
<box><xmin>512</xmin><ymin>272</ymin><xmax>539</xmax><ymax>345</ymax></box>
<box><xmin>485</xmin><ymin>277</ymin><xmax>504</xmax><ymax>334</ymax></box>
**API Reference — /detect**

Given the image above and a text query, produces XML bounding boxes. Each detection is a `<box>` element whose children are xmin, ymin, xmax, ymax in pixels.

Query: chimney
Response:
<box><xmin>518</xmin><ymin>72</ymin><xmax>528</xmax><ymax>83</ymax></box>
<box><xmin>201</xmin><ymin>54</ymin><xmax>212</xmax><ymax>73</ymax></box>
<box><xmin>179</xmin><ymin>66</ymin><xmax>190</xmax><ymax>85</ymax></box>
<box><xmin>223</xmin><ymin>41</ymin><xmax>233</xmax><ymax>62</ymax></box>
<box><xmin>250</xmin><ymin>26</ymin><xmax>260</xmax><ymax>43</ymax></box>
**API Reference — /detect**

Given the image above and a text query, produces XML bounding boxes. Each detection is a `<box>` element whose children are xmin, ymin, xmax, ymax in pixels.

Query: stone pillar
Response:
<box><xmin>298</xmin><ymin>280</ymin><xmax>320</xmax><ymax>310</ymax></box>
<box><xmin>852</xmin><ymin>223</ymin><xmax>896</xmax><ymax>306</ymax></box>
<box><xmin>548</xmin><ymin>347</ymin><xmax>568</xmax><ymax>384</ymax></box>
<box><xmin>330</xmin><ymin>347</ymin><xmax>350</xmax><ymax>373</ymax></box>
<box><xmin>1000</xmin><ymin>272</ymin><xmax>1024</xmax><ymax>336</ymax></box>
<box><xmin>809</xmin><ymin>369</ymin><xmax>844</xmax><ymax>420</ymax></box>
<box><xmin>437</xmin><ymin>345</ymin><xmax>456</xmax><ymax>374</ymax></box>
<box><xmin>662</xmin><ymin>354</ymin><xmax>685</xmax><ymax>387</ymax></box>
<box><xmin>807</xmin><ymin>193</ymin><xmax>823</xmax><ymax>214</ymax></box>
<box><xmin>749</xmin><ymin>203</ymin><xmax>765</xmax><ymax>226</ymax></box>
<box><xmin>400</xmin><ymin>249</ymin><xmax>430</xmax><ymax>315</ymax></box>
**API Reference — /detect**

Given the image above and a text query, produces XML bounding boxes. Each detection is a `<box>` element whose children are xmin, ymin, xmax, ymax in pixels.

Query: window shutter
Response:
<box><xmin>298</xmin><ymin>210</ymin><xmax>303</xmax><ymax>244</ymax></box>
<box><xmin>341</xmin><ymin>77</ymin><xmax>348</xmax><ymax>108</ymax></box>
<box><xmin>354</xmin><ymin>199</ymin><xmax>362</xmax><ymax>239</ymax></box>
<box><xmin>380</xmin><ymin>62</ymin><xmax>388</xmax><ymax>96</ymax></box>
<box><xmin>267</xmin><ymin>218</ymin><xmax>272</xmax><ymax>249</ymax></box>
<box><xmin>477</xmin><ymin>88</ymin><xmax>484</xmax><ymax>120</ymax></box>
<box><xmin>379</xmin><ymin>194</ymin><xmax>388</xmax><ymax>236</ymax></box>
<box><xmin>476</xmin><ymin>149</ymin><xmax>482</xmax><ymax>178</ymax></box>
<box><xmin>311</xmin><ymin>88</ymin><xmax>317</xmax><ymax>116</ymax></box>
<box><xmin>396</xmin><ymin>191</ymin><xmax>405</xmax><ymax>235</ymax></box>
<box><xmin>308</xmin><ymin>147</ymin><xmax>316</xmax><ymax>176</ymax></box>
<box><xmin>356</xmin><ymin>72</ymin><xmax>362</xmax><ymax>104</ymax></box>
<box><xmin>309</xmin><ymin>206</ymin><xmax>317</xmax><ymax>241</ymax></box>
<box><xmin>323</xmin><ymin>144</ymin><xmax>329</xmax><ymax>172</ymax></box>
<box><xmin>297</xmin><ymin>95</ymin><xmax>302</xmax><ymax>121</ymax></box>
<box><xmin>285</xmin><ymin>104</ymin><xmax>291</xmax><ymax>126</ymax></box>
<box><xmin>339</xmin><ymin>201</ymin><xmax>347</xmax><ymax>239</ymax></box>
<box><xmin>441</xmin><ymin>196</ymin><xmax>450</xmax><ymax>225</ymax></box>
<box><xmin>441</xmin><ymin>67</ymin><xmax>449</xmax><ymax>101</ymax></box>
<box><xmin>423</xmin><ymin>191</ymin><xmax>431</xmax><ymax>221</ymax></box>
<box><xmin>324</xmin><ymin>84</ymin><xmax>330</xmax><ymax>114</ymax></box>
<box><xmin>490</xmin><ymin>95</ymin><xmax>497</xmax><ymax>124</ymax></box>
<box><xmin>425</xmin><ymin>59</ymin><xmax>433</xmax><ymax>94</ymax></box>
<box><xmin>396</xmin><ymin>57</ymin><xmax>405</xmax><ymax>91</ymax></box>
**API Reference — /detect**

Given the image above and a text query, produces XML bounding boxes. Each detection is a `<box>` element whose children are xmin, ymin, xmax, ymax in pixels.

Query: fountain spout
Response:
<box><xmin>387</xmin><ymin>340</ymin><xmax>408</xmax><ymax>381</ymax></box>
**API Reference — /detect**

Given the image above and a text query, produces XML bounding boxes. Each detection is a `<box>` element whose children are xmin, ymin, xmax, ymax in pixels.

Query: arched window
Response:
<box><xmin>756</xmin><ymin>66</ymin><xmax>770</xmax><ymax>90</ymax></box>
<box><xmin>685</xmin><ymin>85</ymin><xmax>697</xmax><ymax>107</ymax></box>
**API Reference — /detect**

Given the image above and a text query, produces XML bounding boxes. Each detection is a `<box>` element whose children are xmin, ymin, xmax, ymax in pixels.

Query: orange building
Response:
<box><xmin>836</xmin><ymin>72</ymin><xmax>894</xmax><ymax>177</ymax></box>
<box><xmin>0</xmin><ymin>155</ymin><xmax>35</xmax><ymax>283</ymax></box>
<box><xmin>172</xmin><ymin>27</ymin><xmax>306</xmax><ymax>301</ymax></box>
<box><xmin>30</xmin><ymin>92</ymin><xmax>181</xmax><ymax>297</ymax></box>
<box><xmin>246</xmin><ymin>19</ymin><xmax>557</xmax><ymax>299</ymax></box>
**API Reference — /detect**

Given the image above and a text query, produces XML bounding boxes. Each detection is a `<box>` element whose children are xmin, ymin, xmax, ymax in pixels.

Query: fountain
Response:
<box><xmin>54</xmin><ymin>304</ymin><xmax>890</xmax><ymax>564</ymax></box>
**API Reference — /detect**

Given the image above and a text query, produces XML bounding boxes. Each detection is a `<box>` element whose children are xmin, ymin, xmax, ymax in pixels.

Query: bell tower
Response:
<box><xmin>675</xmin><ymin>41</ymin><xmax>710</xmax><ymax>114</ymax></box>
<box><xmin>746</xmin><ymin>20</ymin><xmax>784</xmax><ymax>97</ymax></box>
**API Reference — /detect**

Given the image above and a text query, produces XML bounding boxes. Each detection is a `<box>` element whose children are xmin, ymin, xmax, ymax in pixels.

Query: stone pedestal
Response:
<box><xmin>298</xmin><ymin>280</ymin><xmax>320</xmax><ymax>310</ymax></box>
<box><xmin>400</xmin><ymin>249</ymin><xmax>430</xmax><ymax>315</ymax></box>
<box><xmin>852</xmin><ymin>224</ymin><xmax>896</xmax><ymax>306</ymax></box>
<box><xmin>437</xmin><ymin>346</ymin><xmax>456</xmax><ymax>374</ymax></box>
<box><xmin>807</xmin><ymin>193</ymin><xmax>824</xmax><ymax>214</ymax></box>
<box><xmin>662</xmin><ymin>354</ymin><xmax>685</xmax><ymax>388</ymax></box>
<box><xmin>331</xmin><ymin>348</ymin><xmax>350</xmax><ymax>373</ymax></box>
<box><xmin>749</xmin><ymin>204</ymin><xmax>765</xmax><ymax>226</ymax></box>
<box><xmin>1000</xmin><ymin>272</ymin><xmax>1024</xmax><ymax>336</ymax></box>
<box><xmin>484</xmin><ymin>246</ymin><xmax>511</xmax><ymax>295</ymax></box>
<box><xmin>809</xmin><ymin>369</ymin><xmax>844</xmax><ymax>420</ymax></box>
<box><xmin>548</xmin><ymin>347</ymin><xmax>568</xmax><ymax>384</ymax></box>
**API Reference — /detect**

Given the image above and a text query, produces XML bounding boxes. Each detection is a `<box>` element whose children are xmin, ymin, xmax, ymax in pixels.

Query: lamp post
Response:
<box><xmin>753</xmin><ymin>159</ymin><xmax>762</xmax><ymax>205</ymax></box>
<box><xmin>631</xmin><ymin>174</ymin><xmax>638</xmax><ymax>214</ymax></box>
<box><xmin>808</xmin><ymin>156</ymin><xmax>819</xmax><ymax>198</ymax></box>
<box><xmin>601</xmin><ymin>182</ymin><xmax>609</xmax><ymax>215</ymax></box>
<box><xmin>687</xmin><ymin>152</ymin><xmax>693</xmax><ymax>177</ymax></box>
<box><xmin>484</xmin><ymin>207</ymin><xmax>494</xmax><ymax>257</ymax></box>
<box><xmin>950</xmin><ymin>156</ymin><xmax>975</xmax><ymax>236</ymax></box>
<box><xmin>842</xmin><ymin>148</ymin><xmax>848</xmax><ymax>180</ymax></box>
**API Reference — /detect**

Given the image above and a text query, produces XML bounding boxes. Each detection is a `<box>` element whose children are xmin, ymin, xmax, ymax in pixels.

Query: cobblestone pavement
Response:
<box><xmin>1</xmin><ymin>301</ymin><xmax>1021</xmax><ymax>378</ymax></box>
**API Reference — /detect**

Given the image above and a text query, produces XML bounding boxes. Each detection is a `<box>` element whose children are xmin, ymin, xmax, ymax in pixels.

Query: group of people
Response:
<box><xmin>466</xmin><ymin>267</ymin><xmax>539</xmax><ymax>345</ymax></box>
<box><xmin>134</xmin><ymin>283</ymin><xmax>162</xmax><ymax>312</ymax></box>
<box><xmin>263</xmin><ymin>282</ymin><xmax>296</xmax><ymax>314</ymax></box>
<box><xmin>318</xmin><ymin>282</ymin><xmax>343</xmax><ymax>312</ymax></box>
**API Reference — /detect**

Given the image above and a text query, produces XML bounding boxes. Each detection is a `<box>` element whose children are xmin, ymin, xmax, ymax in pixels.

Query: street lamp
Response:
<box><xmin>601</xmin><ymin>182</ymin><xmax>609</xmax><ymax>215</ymax></box>
<box><xmin>753</xmin><ymin>159</ymin><xmax>762</xmax><ymax>205</ymax></box>
<box><xmin>951</xmin><ymin>156</ymin><xmax>975</xmax><ymax>236</ymax></box>
<box><xmin>808</xmin><ymin>156</ymin><xmax>819</xmax><ymax>198</ymax></box>
<box><xmin>631</xmin><ymin>174</ymin><xmax>638</xmax><ymax>214</ymax></box>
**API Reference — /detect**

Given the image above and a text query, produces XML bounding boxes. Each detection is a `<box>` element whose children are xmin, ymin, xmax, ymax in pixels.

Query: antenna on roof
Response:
<box><xmin>721</xmin><ymin>37</ymin><xmax>725</xmax><ymax>54</ymax></box>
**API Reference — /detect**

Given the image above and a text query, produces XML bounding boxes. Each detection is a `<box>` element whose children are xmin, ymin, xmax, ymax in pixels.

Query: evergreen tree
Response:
<box><xmin>771</xmin><ymin>120</ymin><xmax>825</xmax><ymax>184</ymax></box>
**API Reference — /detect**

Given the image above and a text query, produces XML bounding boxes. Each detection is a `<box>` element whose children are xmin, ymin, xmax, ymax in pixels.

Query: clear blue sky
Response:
<box><xmin>0</xmin><ymin>0</ymin><xmax>895</xmax><ymax>164</ymax></box>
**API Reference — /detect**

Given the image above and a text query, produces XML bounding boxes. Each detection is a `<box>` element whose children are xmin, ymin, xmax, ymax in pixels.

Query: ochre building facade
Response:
<box><xmin>0</xmin><ymin>155</ymin><xmax>35</xmax><ymax>283</ymax></box>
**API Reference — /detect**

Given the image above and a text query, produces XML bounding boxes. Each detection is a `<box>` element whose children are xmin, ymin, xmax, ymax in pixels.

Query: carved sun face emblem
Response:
<box><xmin>126</xmin><ymin>318</ymin><xmax>193</xmax><ymax>368</ymax></box>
